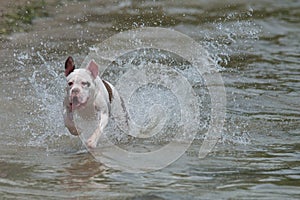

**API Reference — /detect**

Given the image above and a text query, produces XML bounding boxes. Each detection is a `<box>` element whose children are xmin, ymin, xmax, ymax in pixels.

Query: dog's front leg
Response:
<box><xmin>63</xmin><ymin>106</ymin><xmax>80</xmax><ymax>136</ymax></box>
<box><xmin>86</xmin><ymin>111</ymin><xmax>109</xmax><ymax>148</ymax></box>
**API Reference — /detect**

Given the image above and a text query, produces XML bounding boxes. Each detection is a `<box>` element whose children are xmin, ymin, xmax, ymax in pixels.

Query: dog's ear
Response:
<box><xmin>87</xmin><ymin>60</ymin><xmax>99</xmax><ymax>79</ymax></box>
<box><xmin>65</xmin><ymin>56</ymin><xmax>75</xmax><ymax>77</ymax></box>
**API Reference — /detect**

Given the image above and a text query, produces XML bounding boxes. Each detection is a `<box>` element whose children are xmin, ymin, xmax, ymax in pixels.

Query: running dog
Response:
<box><xmin>63</xmin><ymin>56</ymin><xmax>128</xmax><ymax>148</ymax></box>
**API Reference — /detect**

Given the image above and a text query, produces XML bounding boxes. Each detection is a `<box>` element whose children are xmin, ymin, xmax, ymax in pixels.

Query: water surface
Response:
<box><xmin>0</xmin><ymin>0</ymin><xmax>299</xmax><ymax>199</ymax></box>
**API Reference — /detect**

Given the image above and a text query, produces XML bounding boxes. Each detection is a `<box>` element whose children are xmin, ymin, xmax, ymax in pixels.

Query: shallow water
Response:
<box><xmin>1</xmin><ymin>0</ymin><xmax>300</xmax><ymax>199</ymax></box>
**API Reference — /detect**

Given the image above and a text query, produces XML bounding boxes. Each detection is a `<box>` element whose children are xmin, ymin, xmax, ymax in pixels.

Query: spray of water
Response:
<box><xmin>17</xmin><ymin>8</ymin><xmax>259</xmax><ymax>161</ymax></box>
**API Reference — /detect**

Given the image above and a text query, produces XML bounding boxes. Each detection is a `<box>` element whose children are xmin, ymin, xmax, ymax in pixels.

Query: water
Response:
<box><xmin>1</xmin><ymin>0</ymin><xmax>299</xmax><ymax>199</ymax></box>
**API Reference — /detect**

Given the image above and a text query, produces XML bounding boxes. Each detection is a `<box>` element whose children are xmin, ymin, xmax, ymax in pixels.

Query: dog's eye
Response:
<box><xmin>68</xmin><ymin>82</ymin><xmax>73</xmax><ymax>87</ymax></box>
<box><xmin>82</xmin><ymin>81</ymin><xmax>90</xmax><ymax>87</ymax></box>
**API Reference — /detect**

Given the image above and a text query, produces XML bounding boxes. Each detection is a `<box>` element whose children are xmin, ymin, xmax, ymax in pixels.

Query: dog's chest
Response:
<box><xmin>75</xmin><ymin>103</ymin><xmax>99</xmax><ymax>120</ymax></box>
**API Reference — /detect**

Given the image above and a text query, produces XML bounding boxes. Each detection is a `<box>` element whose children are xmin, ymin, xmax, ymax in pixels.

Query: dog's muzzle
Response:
<box><xmin>69</xmin><ymin>88</ymin><xmax>81</xmax><ymax>109</ymax></box>
<box><xmin>72</xmin><ymin>96</ymin><xmax>79</xmax><ymax>105</ymax></box>
<box><xmin>69</xmin><ymin>87</ymin><xmax>89</xmax><ymax>111</ymax></box>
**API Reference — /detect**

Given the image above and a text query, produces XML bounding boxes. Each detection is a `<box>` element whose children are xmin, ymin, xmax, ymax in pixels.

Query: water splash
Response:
<box><xmin>200</xmin><ymin>7</ymin><xmax>260</xmax><ymax>67</ymax></box>
<box><xmin>12</xmin><ymin>50</ymin><xmax>81</xmax><ymax>151</ymax></box>
<box><xmin>14</xmin><ymin>7</ymin><xmax>260</xmax><ymax>152</ymax></box>
<box><xmin>100</xmin><ymin>48</ymin><xmax>210</xmax><ymax>145</ymax></box>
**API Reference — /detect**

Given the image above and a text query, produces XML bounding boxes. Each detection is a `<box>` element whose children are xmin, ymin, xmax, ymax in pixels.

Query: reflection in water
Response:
<box><xmin>60</xmin><ymin>154</ymin><xmax>109</xmax><ymax>191</ymax></box>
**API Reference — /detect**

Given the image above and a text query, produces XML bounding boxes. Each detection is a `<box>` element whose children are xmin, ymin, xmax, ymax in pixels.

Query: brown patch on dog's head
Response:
<box><xmin>65</xmin><ymin>56</ymin><xmax>75</xmax><ymax>77</ymax></box>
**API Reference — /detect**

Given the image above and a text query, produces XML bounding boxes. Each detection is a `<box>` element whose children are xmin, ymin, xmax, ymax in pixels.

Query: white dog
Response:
<box><xmin>63</xmin><ymin>56</ymin><xmax>128</xmax><ymax>148</ymax></box>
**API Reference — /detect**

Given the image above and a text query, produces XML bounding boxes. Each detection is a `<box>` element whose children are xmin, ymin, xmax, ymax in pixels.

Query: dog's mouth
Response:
<box><xmin>70</xmin><ymin>96</ymin><xmax>88</xmax><ymax>111</ymax></box>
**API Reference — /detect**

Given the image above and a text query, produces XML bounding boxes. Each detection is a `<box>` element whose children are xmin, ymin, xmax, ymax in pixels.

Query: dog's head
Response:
<box><xmin>64</xmin><ymin>56</ymin><xmax>99</xmax><ymax>111</ymax></box>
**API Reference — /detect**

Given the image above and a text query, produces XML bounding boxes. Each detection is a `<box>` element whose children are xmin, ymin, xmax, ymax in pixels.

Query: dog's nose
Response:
<box><xmin>71</xmin><ymin>88</ymin><xmax>80</xmax><ymax>95</ymax></box>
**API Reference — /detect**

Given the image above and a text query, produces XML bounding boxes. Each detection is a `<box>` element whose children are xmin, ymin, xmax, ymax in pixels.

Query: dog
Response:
<box><xmin>63</xmin><ymin>56</ymin><xmax>128</xmax><ymax>148</ymax></box>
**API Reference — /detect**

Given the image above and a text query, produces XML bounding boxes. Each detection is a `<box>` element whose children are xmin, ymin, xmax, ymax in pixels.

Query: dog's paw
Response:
<box><xmin>86</xmin><ymin>137</ymin><xmax>97</xmax><ymax>148</ymax></box>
